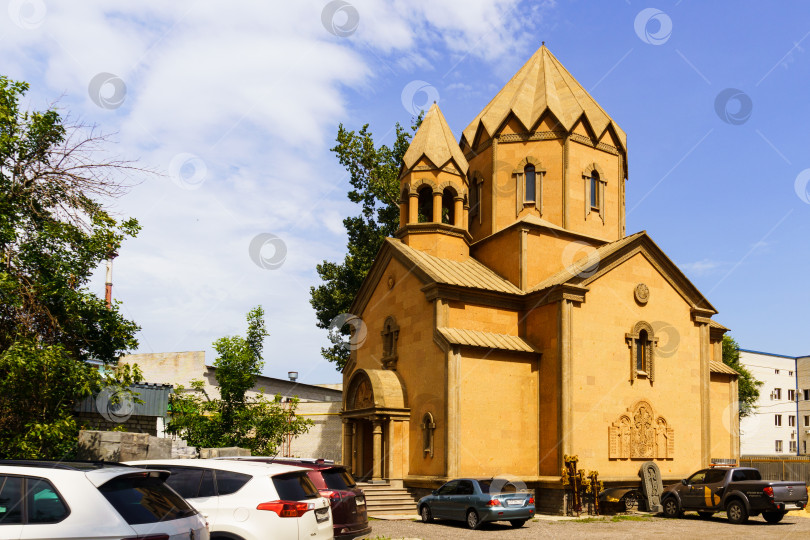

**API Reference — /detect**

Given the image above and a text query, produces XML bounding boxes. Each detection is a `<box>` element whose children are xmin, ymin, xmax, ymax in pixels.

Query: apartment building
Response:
<box><xmin>739</xmin><ymin>349</ymin><xmax>810</xmax><ymax>455</ymax></box>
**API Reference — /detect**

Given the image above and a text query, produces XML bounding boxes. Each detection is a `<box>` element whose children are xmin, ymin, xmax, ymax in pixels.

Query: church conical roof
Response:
<box><xmin>461</xmin><ymin>46</ymin><xmax>626</xmax><ymax>150</ymax></box>
<box><xmin>402</xmin><ymin>102</ymin><xmax>469</xmax><ymax>175</ymax></box>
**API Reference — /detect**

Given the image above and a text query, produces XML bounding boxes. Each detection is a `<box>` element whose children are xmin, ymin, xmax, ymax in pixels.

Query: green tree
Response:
<box><xmin>0</xmin><ymin>76</ymin><xmax>142</xmax><ymax>457</ymax></box>
<box><xmin>166</xmin><ymin>306</ymin><xmax>312</xmax><ymax>454</ymax></box>
<box><xmin>0</xmin><ymin>76</ymin><xmax>141</xmax><ymax>361</ymax></box>
<box><xmin>0</xmin><ymin>340</ymin><xmax>143</xmax><ymax>458</ymax></box>
<box><xmin>722</xmin><ymin>335</ymin><xmax>762</xmax><ymax>417</ymax></box>
<box><xmin>310</xmin><ymin>117</ymin><xmax>419</xmax><ymax>370</ymax></box>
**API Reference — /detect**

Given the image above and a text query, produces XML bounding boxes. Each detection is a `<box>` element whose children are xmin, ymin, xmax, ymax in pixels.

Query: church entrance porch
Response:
<box><xmin>341</xmin><ymin>369</ymin><xmax>409</xmax><ymax>484</ymax></box>
<box><xmin>349</xmin><ymin>417</ymin><xmax>386</xmax><ymax>482</ymax></box>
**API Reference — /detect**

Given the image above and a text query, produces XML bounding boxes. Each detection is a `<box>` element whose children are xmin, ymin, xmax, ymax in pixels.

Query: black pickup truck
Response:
<box><xmin>661</xmin><ymin>466</ymin><xmax>807</xmax><ymax>524</ymax></box>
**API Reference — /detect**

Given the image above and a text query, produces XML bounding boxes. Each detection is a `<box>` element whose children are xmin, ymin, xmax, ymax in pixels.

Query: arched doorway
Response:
<box><xmin>342</xmin><ymin>369</ymin><xmax>409</xmax><ymax>483</ymax></box>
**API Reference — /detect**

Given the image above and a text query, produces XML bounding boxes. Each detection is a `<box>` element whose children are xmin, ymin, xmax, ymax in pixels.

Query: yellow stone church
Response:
<box><xmin>340</xmin><ymin>46</ymin><xmax>739</xmax><ymax>506</ymax></box>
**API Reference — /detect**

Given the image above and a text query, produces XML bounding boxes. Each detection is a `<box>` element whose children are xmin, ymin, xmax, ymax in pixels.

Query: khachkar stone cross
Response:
<box><xmin>639</xmin><ymin>461</ymin><xmax>663</xmax><ymax>513</ymax></box>
<box><xmin>609</xmin><ymin>400</ymin><xmax>674</xmax><ymax>460</ymax></box>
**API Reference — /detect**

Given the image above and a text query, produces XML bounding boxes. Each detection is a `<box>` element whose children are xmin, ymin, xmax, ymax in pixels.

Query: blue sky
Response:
<box><xmin>2</xmin><ymin>1</ymin><xmax>809</xmax><ymax>383</ymax></box>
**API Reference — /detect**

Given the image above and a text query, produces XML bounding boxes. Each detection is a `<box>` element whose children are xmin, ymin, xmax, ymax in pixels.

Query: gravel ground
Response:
<box><xmin>359</xmin><ymin>511</ymin><xmax>810</xmax><ymax>539</ymax></box>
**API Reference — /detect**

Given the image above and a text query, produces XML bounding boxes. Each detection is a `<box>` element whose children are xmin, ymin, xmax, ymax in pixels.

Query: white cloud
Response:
<box><xmin>2</xmin><ymin>0</ymin><xmax>548</xmax><ymax>383</ymax></box>
<box><xmin>679</xmin><ymin>259</ymin><xmax>724</xmax><ymax>276</ymax></box>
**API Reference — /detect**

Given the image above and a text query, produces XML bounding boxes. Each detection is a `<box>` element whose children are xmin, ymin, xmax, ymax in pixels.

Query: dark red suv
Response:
<box><xmin>233</xmin><ymin>457</ymin><xmax>370</xmax><ymax>539</ymax></box>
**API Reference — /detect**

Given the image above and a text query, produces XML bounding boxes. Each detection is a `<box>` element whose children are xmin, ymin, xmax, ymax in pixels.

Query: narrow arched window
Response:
<box><xmin>400</xmin><ymin>187</ymin><xmax>409</xmax><ymax>226</ymax></box>
<box><xmin>422</xmin><ymin>412</ymin><xmax>436</xmax><ymax>458</ymax></box>
<box><xmin>524</xmin><ymin>165</ymin><xmax>536</xmax><ymax>203</ymax></box>
<box><xmin>590</xmin><ymin>171</ymin><xmax>600</xmax><ymax>210</ymax></box>
<box><xmin>627</xmin><ymin>322</ymin><xmax>656</xmax><ymax>383</ymax></box>
<box><xmin>636</xmin><ymin>329</ymin><xmax>648</xmax><ymax>372</ymax></box>
<box><xmin>441</xmin><ymin>189</ymin><xmax>454</xmax><ymax>225</ymax></box>
<box><xmin>417</xmin><ymin>186</ymin><xmax>433</xmax><ymax>223</ymax></box>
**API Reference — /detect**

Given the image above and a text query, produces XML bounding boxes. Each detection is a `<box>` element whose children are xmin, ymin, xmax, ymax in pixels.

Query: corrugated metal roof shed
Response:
<box><xmin>75</xmin><ymin>383</ymin><xmax>172</xmax><ymax>417</ymax></box>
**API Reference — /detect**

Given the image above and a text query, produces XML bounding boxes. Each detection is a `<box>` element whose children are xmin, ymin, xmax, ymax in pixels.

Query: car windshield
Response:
<box><xmin>321</xmin><ymin>468</ymin><xmax>356</xmax><ymax>490</ymax></box>
<box><xmin>98</xmin><ymin>474</ymin><xmax>195</xmax><ymax>525</ymax></box>
<box><xmin>272</xmin><ymin>472</ymin><xmax>320</xmax><ymax>500</ymax></box>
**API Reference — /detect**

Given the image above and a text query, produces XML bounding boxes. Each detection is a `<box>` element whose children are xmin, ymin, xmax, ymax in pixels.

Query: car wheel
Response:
<box><xmin>697</xmin><ymin>511</ymin><xmax>713</xmax><ymax>519</ymax></box>
<box><xmin>420</xmin><ymin>504</ymin><xmax>433</xmax><ymax>523</ymax></box>
<box><xmin>466</xmin><ymin>509</ymin><xmax>480</xmax><ymax>529</ymax></box>
<box><xmin>662</xmin><ymin>497</ymin><xmax>681</xmax><ymax>518</ymax></box>
<box><xmin>726</xmin><ymin>499</ymin><xmax>748</xmax><ymax>524</ymax></box>
<box><xmin>622</xmin><ymin>491</ymin><xmax>639</xmax><ymax>511</ymax></box>
<box><xmin>763</xmin><ymin>510</ymin><xmax>786</xmax><ymax>524</ymax></box>
<box><xmin>510</xmin><ymin>519</ymin><xmax>527</xmax><ymax>528</ymax></box>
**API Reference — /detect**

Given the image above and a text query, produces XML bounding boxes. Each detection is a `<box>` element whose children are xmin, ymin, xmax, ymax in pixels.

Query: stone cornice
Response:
<box><xmin>395</xmin><ymin>222</ymin><xmax>473</xmax><ymax>243</ymax></box>
<box><xmin>691</xmin><ymin>307</ymin><xmax>715</xmax><ymax>325</ymax></box>
<box><xmin>399</xmin><ymin>160</ymin><xmax>466</xmax><ymax>180</ymax></box>
<box><xmin>569</xmin><ymin>132</ymin><xmax>621</xmax><ymax>155</ymax></box>
<box><xmin>470</xmin><ymin>216</ymin><xmax>612</xmax><ymax>251</ymax></box>
<box><xmin>709</xmin><ymin>325</ymin><xmax>729</xmax><ymax>341</ymax></box>
<box><xmin>340</xmin><ymin>407</ymin><xmax>410</xmax><ymax>419</ymax></box>
<box><xmin>421</xmin><ymin>283</ymin><xmax>525</xmax><ymax>311</ymax></box>
<box><xmin>524</xmin><ymin>284</ymin><xmax>589</xmax><ymax>309</ymax></box>
<box><xmin>497</xmin><ymin>130</ymin><xmax>566</xmax><ymax>144</ymax></box>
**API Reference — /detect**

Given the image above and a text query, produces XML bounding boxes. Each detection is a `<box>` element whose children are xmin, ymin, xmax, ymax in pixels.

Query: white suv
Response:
<box><xmin>126</xmin><ymin>459</ymin><xmax>333</xmax><ymax>540</ymax></box>
<box><xmin>0</xmin><ymin>460</ymin><xmax>209</xmax><ymax>540</ymax></box>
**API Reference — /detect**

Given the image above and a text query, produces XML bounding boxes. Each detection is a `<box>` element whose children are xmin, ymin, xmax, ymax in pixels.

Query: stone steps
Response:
<box><xmin>358</xmin><ymin>483</ymin><xmax>419</xmax><ymax>516</ymax></box>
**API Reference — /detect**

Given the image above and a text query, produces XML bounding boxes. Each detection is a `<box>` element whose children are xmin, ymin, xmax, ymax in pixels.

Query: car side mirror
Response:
<box><xmin>681</xmin><ymin>479</ymin><xmax>687</xmax><ymax>486</ymax></box>
<box><xmin>432</xmin><ymin>490</ymin><xmax>438</xmax><ymax>495</ymax></box>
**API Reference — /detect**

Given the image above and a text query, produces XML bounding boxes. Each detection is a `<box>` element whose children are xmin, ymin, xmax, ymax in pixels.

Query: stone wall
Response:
<box><xmin>78</xmin><ymin>430</ymin><xmax>172</xmax><ymax>461</ymax></box>
<box><xmin>76</xmin><ymin>412</ymin><xmax>158</xmax><ymax>436</ymax></box>
<box><xmin>118</xmin><ymin>351</ymin><xmax>344</xmax><ymax>462</ymax></box>
<box><xmin>199</xmin><ymin>447</ymin><xmax>251</xmax><ymax>458</ymax></box>
<box><xmin>77</xmin><ymin>430</ymin><xmax>251</xmax><ymax>461</ymax></box>
<box><xmin>287</xmin><ymin>401</ymin><xmax>342</xmax><ymax>461</ymax></box>
<box><xmin>119</xmin><ymin>351</ymin><xmax>342</xmax><ymax>403</ymax></box>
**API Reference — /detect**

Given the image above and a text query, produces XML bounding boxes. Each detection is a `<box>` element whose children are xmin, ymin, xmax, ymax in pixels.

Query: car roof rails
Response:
<box><xmin>0</xmin><ymin>460</ymin><xmax>133</xmax><ymax>471</ymax></box>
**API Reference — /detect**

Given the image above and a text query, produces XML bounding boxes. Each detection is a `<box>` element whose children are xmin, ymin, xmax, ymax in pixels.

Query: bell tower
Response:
<box><xmin>460</xmin><ymin>45</ymin><xmax>628</xmax><ymax>245</ymax></box>
<box><xmin>397</xmin><ymin>103</ymin><xmax>470</xmax><ymax>261</ymax></box>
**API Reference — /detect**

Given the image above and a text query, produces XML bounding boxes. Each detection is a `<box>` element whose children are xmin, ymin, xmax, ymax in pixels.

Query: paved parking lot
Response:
<box><xmin>360</xmin><ymin>511</ymin><xmax>810</xmax><ymax>539</ymax></box>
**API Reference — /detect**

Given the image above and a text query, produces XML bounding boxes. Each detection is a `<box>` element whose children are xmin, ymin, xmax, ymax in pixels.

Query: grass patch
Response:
<box><xmin>610</xmin><ymin>515</ymin><xmax>652</xmax><ymax>522</ymax></box>
<box><xmin>569</xmin><ymin>514</ymin><xmax>652</xmax><ymax>523</ymax></box>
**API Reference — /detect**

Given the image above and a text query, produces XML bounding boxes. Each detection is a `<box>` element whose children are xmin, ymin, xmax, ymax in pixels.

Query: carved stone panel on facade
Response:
<box><xmin>634</xmin><ymin>283</ymin><xmax>649</xmax><ymax>304</ymax></box>
<box><xmin>609</xmin><ymin>400</ymin><xmax>674</xmax><ymax>460</ymax></box>
<box><xmin>353</xmin><ymin>379</ymin><xmax>374</xmax><ymax>409</ymax></box>
<box><xmin>380</xmin><ymin>316</ymin><xmax>400</xmax><ymax>370</ymax></box>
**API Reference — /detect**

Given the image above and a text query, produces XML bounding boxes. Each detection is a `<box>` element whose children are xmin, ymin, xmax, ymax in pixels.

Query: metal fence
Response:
<box><xmin>740</xmin><ymin>455</ymin><xmax>810</xmax><ymax>484</ymax></box>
